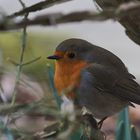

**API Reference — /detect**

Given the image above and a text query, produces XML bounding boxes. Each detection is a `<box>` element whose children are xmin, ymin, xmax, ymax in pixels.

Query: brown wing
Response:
<box><xmin>79</xmin><ymin>63</ymin><xmax>140</xmax><ymax>105</ymax></box>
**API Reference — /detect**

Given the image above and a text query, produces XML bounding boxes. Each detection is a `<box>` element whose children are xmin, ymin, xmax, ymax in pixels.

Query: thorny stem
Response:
<box><xmin>11</xmin><ymin>0</ymin><xmax>28</xmax><ymax>106</ymax></box>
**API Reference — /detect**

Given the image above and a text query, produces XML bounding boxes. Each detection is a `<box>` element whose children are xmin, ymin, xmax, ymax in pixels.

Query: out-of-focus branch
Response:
<box><xmin>16</xmin><ymin>11</ymin><xmax>107</xmax><ymax>27</ymax></box>
<box><xmin>0</xmin><ymin>1</ymin><xmax>140</xmax><ymax>45</ymax></box>
<box><xmin>94</xmin><ymin>0</ymin><xmax>140</xmax><ymax>45</ymax></box>
<box><xmin>1</xmin><ymin>1</ymin><xmax>140</xmax><ymax>31</ymax></box>
<box><xmin>8</xmin><ymin>0</ymin><xmax>72</xmax><ymax>18</ymax></box>
<box><xmin>0</xmin><ymin>11</ymin><xmax>102</xmax><ymax>30</ymax></box>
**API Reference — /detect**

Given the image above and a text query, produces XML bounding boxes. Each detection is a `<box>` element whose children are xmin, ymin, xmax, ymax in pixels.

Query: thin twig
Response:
<box><xmin>20</xmin><ymin>56</ymin><xmax>41</xmax><ymax>66</ymax></box>
<box><xmin>7</xmin><ymin>56</ymin><xmax>41</xmax><ymax>66</ymax></box>
<box><xmin>11</xmin><ymin>0</ymin><xmax>28</xmax><ymax>106</ymax></box>
<box><xmin>18</xmin><ymin>0</ymin><xmax>26</xmax><ymax>8</ymax></box>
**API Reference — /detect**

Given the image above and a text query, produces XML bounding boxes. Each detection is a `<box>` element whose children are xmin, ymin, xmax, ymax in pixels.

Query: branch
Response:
<box><xmin>0</xmin><ymin>11</ymin><xmax>104</xmax><ymax>30</ymax></box>
<box><xmin>8</xmin><ymin>0</ymin><xmax>72</xmax><ymax>18</ymax></box>
<box><xmin>11</xmin><ymin>1</ymin><xmax>28</xmax><ymax>106</ymax></box>
<box><xmin>94</xmin><ymin>0</ymin><xmax>140</xmax><ymax>45</ymax></box>
<box><xmin>1</xmin><ymin>1</ymin><xmax>140</xmax><ymax>45</ymax></box>
<box><xmin>1</xmin><ymin>3</ymin><xmax>139</xmax><ymax>30</ymax></box>
<box><xmin>16</xmin><ymin>11</ymin><xmax>105</xmax><ymax>27</ymax></box>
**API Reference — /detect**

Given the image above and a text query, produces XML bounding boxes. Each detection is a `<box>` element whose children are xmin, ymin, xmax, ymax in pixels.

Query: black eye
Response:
<box><xmin>67</xmin><ymin>52</ymin><xmax>76</xmax><ymax>59</ymax></box>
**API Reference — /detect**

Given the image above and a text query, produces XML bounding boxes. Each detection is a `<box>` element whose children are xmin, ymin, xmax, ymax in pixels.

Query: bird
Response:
<box><xmin>47</xmin><ymin>38</ymin><xmax>140</xmax><ymax>123</ymax></box>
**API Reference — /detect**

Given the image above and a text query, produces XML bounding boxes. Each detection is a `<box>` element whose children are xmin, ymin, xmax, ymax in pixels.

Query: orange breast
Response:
<box><xmin>54</xmin><ymin>59</ymin><xmax>89</xmax><ymax>98</ymax></box>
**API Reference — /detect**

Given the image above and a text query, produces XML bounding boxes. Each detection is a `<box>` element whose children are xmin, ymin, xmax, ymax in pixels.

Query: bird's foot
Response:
<box><xmin>81</xmin><ymin>114</ymin><xmax>106</xmax><ymax>140</ymax></box>
<box><xmin>82</xmin><ymin>113</ymin><xmax>98</xmax><ymax>129</ymax></box>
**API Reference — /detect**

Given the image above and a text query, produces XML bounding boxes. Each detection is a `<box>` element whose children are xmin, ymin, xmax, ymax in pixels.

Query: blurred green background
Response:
<box><xmin>0</xmin><ymin>31</ymin><xmax>70</xmax><ymax>78</ymax></box>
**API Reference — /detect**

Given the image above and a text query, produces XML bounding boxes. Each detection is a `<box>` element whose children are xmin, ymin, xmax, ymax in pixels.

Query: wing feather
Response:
<box><xmin>81</xmin><ymin>64</ymin><xmax>140</xmax><ymax>105</ymax></box>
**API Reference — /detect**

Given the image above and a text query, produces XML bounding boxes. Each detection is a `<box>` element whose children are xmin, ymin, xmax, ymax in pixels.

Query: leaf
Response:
<box><xmin>116</xmin><ymin>107</ymin><xmax>131</xmax><ymax>140</ymax></box>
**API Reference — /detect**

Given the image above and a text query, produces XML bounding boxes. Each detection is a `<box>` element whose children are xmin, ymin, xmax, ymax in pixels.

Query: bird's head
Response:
<box><xmin>47</xmin><ymin>38</ymin><xmax>94</xmax><ymax>95</ymax></box>
<box><xmin>47</xmin><ymin>38</ymin><xmax>94</xmax><ymax>64</ymax></box>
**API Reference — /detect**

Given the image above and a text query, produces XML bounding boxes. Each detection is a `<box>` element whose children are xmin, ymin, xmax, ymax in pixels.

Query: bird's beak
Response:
<box><xmin>47</xmin><ymin>55</ymin><xmax>62</xmax><ymax>60</ymax></box>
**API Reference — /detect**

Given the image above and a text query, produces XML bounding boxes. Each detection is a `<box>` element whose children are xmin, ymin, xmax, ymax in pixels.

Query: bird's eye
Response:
<box><xmin>67</xmin><ymin>52</ymin><xmax>76</xmax><ymax>59</ymax></box>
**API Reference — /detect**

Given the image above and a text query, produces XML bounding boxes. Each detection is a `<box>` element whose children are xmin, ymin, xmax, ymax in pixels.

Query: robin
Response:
<box><xmin>47</xmin><ymin>38</ymin><xmax>140</xmax><ymax>123</ymax></box>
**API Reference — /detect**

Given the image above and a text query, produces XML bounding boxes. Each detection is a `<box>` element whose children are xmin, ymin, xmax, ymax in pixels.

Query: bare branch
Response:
<box><xmin>0</xmin><ymin>1</ymin><xmax>140</xmax><ymax>45</ymax></box>
<box><xmin>1</xmin><ymin>2</ymin><xmax>140</xmax><ymax>29</ymax></box>
<box><xmin>11</xmin><ymin>0</ymin><xmax>28</xmax><ymax>106</ymax></box>
<box><xmin>1</xmin><ymin>11</ymin><xmax>110</xmax><ymax>30</ymax></box>
<box><xmin>8</xmin><ymin>0</ymin><xmax>73</xmax><ymax>18</ymax></box>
